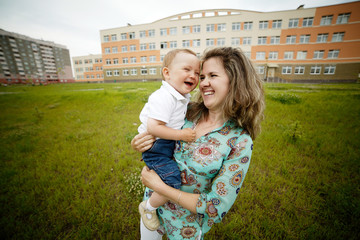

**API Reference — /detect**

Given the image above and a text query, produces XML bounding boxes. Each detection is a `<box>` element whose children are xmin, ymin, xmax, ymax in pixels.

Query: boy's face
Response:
<box><xmin>162</xmin><ymin>52</ymin><xmax>200</xmax><ymax>96</ymax></box>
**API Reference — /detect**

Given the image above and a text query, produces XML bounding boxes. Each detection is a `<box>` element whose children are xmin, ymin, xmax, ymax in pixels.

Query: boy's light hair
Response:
<box><xmin>161</xmin><ymin>49</ymin><xmax>197</xmax><ymax>80</ymax></box>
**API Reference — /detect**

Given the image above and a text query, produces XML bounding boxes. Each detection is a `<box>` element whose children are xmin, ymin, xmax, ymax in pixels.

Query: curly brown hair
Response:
<box><xmin>187</xmin><ymin>47</ymin><xmax>265</xmax><ymax>139</ymax></box>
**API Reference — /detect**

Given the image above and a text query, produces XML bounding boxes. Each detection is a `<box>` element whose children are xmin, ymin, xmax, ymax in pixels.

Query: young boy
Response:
<box><xmin>137</xmin><ymin>49</ymin><xmax>200</xmax><ymax>231</ymax></box>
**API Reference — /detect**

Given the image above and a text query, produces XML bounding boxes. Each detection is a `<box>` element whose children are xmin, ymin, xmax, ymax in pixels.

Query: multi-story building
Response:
<box><xmin>72</xmin><ymin>54</ymin><xmax>104</xmax><ymax>82</ymax></box>
<box><xmin>98</xmin><ymin>1</ymin><xmax>360</xmax><ymax>83</ymax></box>
<box><xmin>0</xmin><ymin>29</ymin><xmax>74</xmax><ymax>85</ymax></box>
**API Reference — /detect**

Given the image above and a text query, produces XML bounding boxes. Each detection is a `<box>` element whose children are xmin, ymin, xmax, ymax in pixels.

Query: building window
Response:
<box><xmin>272</xmin><ymin>20</ymin><xmax>282</xmax><ymax>29</ymax></box>
<box><xmin>106</xmin><ymin>59</ymin><xmax>111</xmax><ymax>65</ymax></box>
<box><xmin>288</xmin><ymin>18</ymin><xmax>299</xmax><ymax>28</ymax></box>
<box><xmin>130</xmin><ymin>45</ymin><xmax>136</xmax><ymax>51</ymax></box>
<box><xmin>129</xmin><ymin>32</ymin><xmax>135</xmax><ymax>39</ymax></box>
<box><xmin>216</xmin><ymin>38</ymin><xmax>225</xmax><ymax>46</ymax></box>
<box><xmin>257</xmin><ymin>36</ymin><xmax>267</xmax><ymax>45</ymax></box>
<box><xmin>123</xmin><ymin>57</ymin><xmax>128</xmax><ymax>64</ymax></box>
<box><xmin>106</xmin><ymin>70</ymin><xmax>112</xmax><ymax>76</ymax></box>
<box><xmin>320</xmin><ymin>15</ymin><xmax>333</xmax><ymax>25</ymax></box>
<box><xmin>313</xmin><ymin>50</ymin><xmax>324</xmax><ymax>59</ymax></box>
<box><xmin>303</xmin><ymin>17</ymin><xmax>313</xmax><ymax>27</ymax></box>
<box><xmin>140</xmin><ymin>44</ymin><xmax>146</xmax><ymax>51</ymax></box>
<box><xmin>141</xmin><ymin>68</ymin><xmax>148</xmax><ymax>75</ymax></box>
<box><xmin>193</xmin><ymin>25</ymin><xmax>201</xmax><ymax>33</ymax></box>
<box><xmin>160</xmin><ymin>55</ymin><xmax>165</xmax><ymax>61</ymax></box>
<box><xmin>324</xmin><ymin>66</ymin><xmax>336</xmax><ymax>74</ymax></box>
<box><xmin>286</xmin><ymin>35</ymin><xmax>296</xmax><ymax>44</ymax></box>
<box><xmin>231</xmin><ymin>37</ymin><xmax>240</xmax><ymax>46</ymax></box>
<box><xmin>182</xmin><ymin>26</ymin><xmax>190</xmax><ymax>34</ymax></box>
<box><xmin>148</xmin><ymin>29</ymin><xmax>155</xmax><ymax>37</ymax></box>
<box><xmin>297</xmin><ymin>51</ymin><xmax>307</xmax><ymax>59</ymax></box>
<box><xmin>114</xmin><ymin>70</ymin><xmax>120</xmax><ymax>76</ymax></box>
<box><xmin>140</xmin><ymin>31</ymin><xmax>146</xmax><ymax>38</ymax></box>
<box><xmin>206</xmin><ymin>38</ymin><xmax>214</xmax><ymax>46</ymax></box>
<box><xmin>268</xmin><ymin>51</ymin><xmax>278</xmax><ymax>60</ymax></box>
<box><xmin>270</xmin><ymin>36</ymin><xmax>280</xmax><ymax>44</ymax></box>
<box><xmin>206</xmin><ymin>24</ymin><xmax>215</xmax><ymax>32</ymax></box>
<box><xmin>149</xmin><ymin>43</ymin><xmax>155</xmax><ymax>50</ymax></box>
<box><xmin>111</xmin><ymin>34</ymin><xmax>117</xmax><ymax>41</ymax></box>
<box><xmin>105</xmin><ymin>47</ymin><xmax>110</xmax><ymax>54</ymax></box>
<box><xmin>300</xmin><ymin>34</ymin><xmax>310</xmax><ymax>43</ymax></box>
<box><xmin>123</xmin><ymin>69</ymin><xmax>129</xmax><ymax>76</ymax></box>
<box><xmin>294</xmin><ymin>66</ymin><xmax>305</xmax><ymax>74</ymax></box>
<box><xmin>113</xmin><ymin>58</ymin><xmax>119</xmax><ymax>64</ymax></box>
<box><xmin>337</xmin><ymin>13</ymin><xmax>350</xmax><ymax>24</ymax></box>
<box><xmin>112</xmin><ymin>47</ymin><xmax>118</xmax><ymax>53</ymax></box>
<box><xmin>310</xmin><ymin>66</ymin><xmax>321</xmax><ymax>75</ymax></box>
<box><xmin>244</xmin><ymin>21</ymin><xmax>253</xmax><ymax>30</ymax></box>
<box><xmin>130</xmin><ymin>69</ymin><xmax>137</xmax><ymax>75</ymax></box>
<box><xmin>160</xmin><ymin>28</ymin><xmax>167</xmax><ymax>36</ymax></box>
<box><xmin>317</xmin><ymin>33</ymin><xmax>328</xmax><ymax>43</ymax></box>
<box><xmin>282</xmin><ymin>66</ymin><xmax>292</xmax><ymax>74</ymax></box>
<box><xmin>140</xmin><ymin>56</ymin><xmax>147</xmax><ymax>63</ymax></box>
<box><xmin>256</xmin><ymin>52</ymin><xmax>266</xmax><ymax>60</ymax></box>
<box><xmin>284</xmin><ymin>51</ymin><xmax>294</xmax><ymax>59</ymax></box>
<box><xmin>104</xmin><ymin>35</ymin><xmax>109</xmax><ymax>42</ymax></box>
<box><xmin>258</xmin><ymin>66</ymin><xmax>265</xmax><ymax>74</ymax></box>
<box><xmin>243</xmin><ymin>37</ymin><xmax>252</xmax><ymax>45</ymax></box>
<box><xmin>232</xmin><ymin>22</ymin><xmax>241</xmax><ymax>31</ymax></box>
<box><xmin>217</xmin><ymin>23</ymin><xmax>226</xmax><ymax>31</ymax></box>
<box><xmin>328</xmin><ymin>49</ymin><xmax>339</xmax><ymax>59</ymax></box>
<box><xmin>122</xmin><ymin>45</ymin><xmax>128</xmax><ymax>52</ymax></box>
<box><xmin>121</xmin><ymin>33</ymin><xmax>127</xmax><ymax>40</ymax></box>
<box><xmin>259</xmin><ymin>21</ymin><xmax>268</xmax><ymax>29</ymax></box>
<box><xmin>130</xmin><ymin>57</ymin><xmax>136</xmax><ymax>63</ymax></box>
<box><xmin>170</xmin><ymin>27</ymin><xmax>177</xmax><ymax>35</ymax></box>
<box><xmin>193</xmin><ymin>39</ymin><xmax>200</xmax><ymax>47</ymax></box>
<box><xmin>332</xmin><ymin>32</ymin><xmax>345</xmax><ymax>42</ymax></box>
<box><xmin>170</xmin><ymin>41</ymin><xmax>177</xmax><ymax>48</ymax></box>
<box><xmin>149</xmin><ymin>68</ymin><xmax>156</xmax><ymax>75</ymax></box>
<box><xmin>182</xmin><ymin>40</ymin><xmax>190</xmax><ymax>47</ymax></box>
<box><xmin>149</xmin><ymin>56</ymin><xmax>156</xmax><ymax>62</ymax></box>
<box><xmin>160</xmin><ymin>42</ymin><xmax>167</xmax><ymax>49</ymax></box>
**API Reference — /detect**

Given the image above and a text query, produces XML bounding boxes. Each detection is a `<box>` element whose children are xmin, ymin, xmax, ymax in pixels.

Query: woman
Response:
<box><xmin>132</xmin><ymin>47</ymin><xmax>265</xmax><ymax>239</ymax></box>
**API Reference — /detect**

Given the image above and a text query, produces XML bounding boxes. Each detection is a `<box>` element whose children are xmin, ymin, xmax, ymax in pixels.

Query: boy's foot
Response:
<box><xmin>139</xmin><ymin>200</ymin><xmax>160</xmax><ymax>231</ymax></box>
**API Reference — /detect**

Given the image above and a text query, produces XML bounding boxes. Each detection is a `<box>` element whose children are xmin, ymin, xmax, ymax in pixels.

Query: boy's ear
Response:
<box><xmin>162</xmin><ymin>67</ymin><xmax>170</xmax><ymax>80</ymax></box>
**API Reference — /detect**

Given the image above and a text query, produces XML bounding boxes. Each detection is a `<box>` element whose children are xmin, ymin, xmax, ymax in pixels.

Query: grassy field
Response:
<box><xmin>0</xmin><ymin>82</ymin><xmax>359</xmax><ymax>239</ymax></box>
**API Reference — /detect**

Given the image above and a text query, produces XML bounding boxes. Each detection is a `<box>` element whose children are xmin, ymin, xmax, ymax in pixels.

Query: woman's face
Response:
<box><xmin>200</xmin><ymin>57</ymin><xmax>230</xmax><ymax>112</ymax></box>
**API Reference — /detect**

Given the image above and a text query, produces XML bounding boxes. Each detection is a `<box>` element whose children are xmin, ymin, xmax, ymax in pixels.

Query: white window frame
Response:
<box><xmin>217</xmin><ymin>38</ymin><xmax>225</xmax><ymax>46</ymax></box>
<box><xmin>140</xmin><ymin>44</ymin><xmax>146</xmax><ymax>51</ymax></box>
<box><xmin>160</xmin><ymin>42</ymin><xmax>168</xmax><ymax>49</ymax></box>
<box><xmin>123</xmin><ymin>69</ymin><xmax>129</xmax><ymax>76</ymax></box>
<box><xmin>259</xmin><ymin>21</ymin><xmax>268</xmax><ymax>29</ymax></box>
<box><xmin>130</xmin><ymin>57</ymin><xmax>136</xmax><ymax>63</ymax></box>
<box><xmin>310</xmin><ymin>66</ymin><xmax>321</xmax><ymax>75</ymax></box>
<box><xmin>294</xmin><ymin>66</ymin><xmax>305</xmax><ymax>75</ymax></box>
<box><xmin>206</xmin><ymin>24</ymin><xmax>215</xmax><ymax>32</ymax></box>
<box><xmin>130</xmin><ymin>45</ymin><xmax>136</xmax><ymax>51</ymax></box>
<box><xmin>193</xmin><ymin>25</ymin><xmax>201</xmax><ymax>33</ymax></box>
<box><xmin>182</xmin><ymin>26</ymin><xmax>190</xmax><ymax>34</ymax></box>
<box><xmin>113</xmin><ymin>70</ymin><xmax>120</xmax><ymax>76</ymax></box>
<box><xmin>257</xmin><ymin>66</ymin><xmax>265</xmax><ymax>74</ymax></box>
<box><xmin>336</xmin><ymin>13</ymin><xmax>350</xmax><ymax>24</ymax></box>
<box><xmin>140</xmin><ymin>56</ymin><xmax>147</xmax><ymax>63</ymax></box>
<box><xmin>149</xmin><ymin>56</ymin><xmax>156</xmax><ymax>62</ymax></box>
<box><xmin>113</xmin><ymin>58</ymin><xmax>119</xmax><ymax>64</ymax></box>
<box><xmin>170</xmin><ymin>41</ymin><xmax>177</xmax><ymax>48</ymax></box>
<box><xmin>139</xmin><ymin>31</ymin><xmax>146</xmax><ymax>38</ymax></box>
<box><xmin>243</xmin><ymin>37</ymin><xmax>251</xmax><ymax>45</ymax></box>
<box><xmin>300</xmin><ymin>34</ymin><xmax>310</xmax><ymax>43</ymax></box>
<box><xmin>105</xmin><ymin>47</ymin><xmax>110</xmax><ymax>54</ymax></box>
<box><xmin>324</xmin><ymin>66</ymin><xmax>336</xmax><ymax>75</ymax></box>
<box><xmin>112</xmin><ymin>47</ymin><xmax>118</xmax><ymax>53</ymax></box>
<box><xmin>121</xmin><ymin>46</ymin><xmax>128</xmax><ymax>52</ymax></box>
<box><xmin>104</xmin><ymin>35</ymin><xmax>109</xmax><ymax>42</ymax></box>
<box><xmin>160</xmin><ymin>28</ymin><xmax>167</xmax><ymax>36</ymax></box>
<box><xmin>313</xmin><ymin>50</ymin><xmax>324</xmax><ymax>59</ymax></box>
<box><xmin>149</xmin><ymin>43</ymin><xmax>155</xmax><ymax>50</ymax></box>
<box><xmin>206</xmin><ymin>38</ymin><xmax>214</xmax><ymax>46</ymax></box>
<box><xmin>286</xmin><ymin>35</ymin><xmax>296</xmax><ymax>44</ymax></box>
<box><xmin>272</xmin><ymin>20</ymin><xmax>282</xmax><ymax>29</ymax></box>
<box><xmin>111</xmin><ymin>34</ymin><xmax>117</xmax><ymax>41</ymax></box>
<box><xmin>148</xmin><ymin>29</ymin><xmax>155</xmax><ymax>37</ymax></box>
<box><xmin>121</xmin><ymin>33</ymin><xmax>127</xmax><ymax>40</ymax></box>
<box><xmin>231</xmin><ymin>37</ymin><xmax>240</xmax><ymax>46</ymax></box>
<box><xmin>270</xmin><ymin>36</ymin><xmax>280</xmax><ymax>45</ymax></box>
<box><xmin>193</xmin><ymin>39</ymin><xmax>200</xmax><ymax>47</ymax></box>
<box><xmin>282</xmin><ymin>66</ymin><xmax>292</xmax><ymax>74</ymax></box>
<box><xmin>258</xmin><ymin>36</ymin><xmax>267</xmax><ymax>45</ymax></box>
<box><xmin>141</xmin><ymin>68</ymin><xmax>148</xmax><ymax>75</ymax></box>
<box><xmin>106</xmin><ymin>70</ymin><xmax>112</xmax><ymax>76</ymax></box>
<box><xmin>217</xmin><ymin>23</ymin><xmax>226</xmax><ymax>31</ymax></box>
<box><xmin>288</xmin><ymin>18</ymin><xmax>299</xmax><ymax>28</ymax></box>
<box><xmin>130</xmin><ymin>69</ymin><xmax>137</xmax><ymax>76</ymax></box>
<box><xmin>317</xmin><ymin>34</ymin><xmax>328</xmax><ymax>43</ymax></box>
<box><xmin>129</xmin><ymin>32</ymin><xmax>135</xmax><ymax>39</ymax></box>
<box><xmin>170</xmin><ymin>27</ymin><xmax>177</xmax><ymax>35</ymax></box>
<box><xmin>303</xmin><ymin>17</ymin><xmax>313</xmax><ymax>27</ymax></box>
<box><xmin>297</xmin><ymin>51</ymin><xmax>307</xmax><ymax>60</ymax></box>
<box><xmin>256</xmin><ymin>52</ymin><xmax>266</xmax><ymax>60</ymax></box>
<box><xmin>268</xmin><ymin>51</ymin><xmax>278</xmax><ymax>60</ymax></box>
<box><xmin>122</xmin><ymin>57</ymin><xmax>128</xmax><ymax>64</ymax></box>
<box><xmin>327</xmin><ymin>49</ymin><xmax>339</xmax><ymax>59</ymax></box>
<box><xmin>244</xmin><ymin>22</ymin><xmax>253</xmax><ymax>30</ymax></box>
<box><xmin>232</xmin><ymin>22</ymin><xmax>241</xmax><ymax>31</ymax></box>
<box><xmin>106</xmin><ymin>59</ymin><xmax>111</xmax><ymax>65</ymax></box>
<box><xmin>332</xmin><ymin>32</ymin><xmax>344</xmax><ymax>42</ymax></box>
<box><xmin>149</xmin><ymin>68</ymin><xmax>156</xmax><ymax>75</ymax></box>
<box><xmin>320</xmin><ymin>15</ymin><xmax>333</xmax><ymax>25</ymax></box>
<box><xmin>182</xmin><ymin>40</ymin><xmax>190</xmax><ymax>47</ymax></box>
<box><xmin>284</xmin><ymin>51</ymin><xmax>294</xmax><ymax>60</ymax></box>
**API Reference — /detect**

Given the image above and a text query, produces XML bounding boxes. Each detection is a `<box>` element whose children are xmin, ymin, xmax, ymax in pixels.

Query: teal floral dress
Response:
<box><xmin>143</xmin><ymin>118</ymin><xmax>253</xmax><ymax>240</ymax></box>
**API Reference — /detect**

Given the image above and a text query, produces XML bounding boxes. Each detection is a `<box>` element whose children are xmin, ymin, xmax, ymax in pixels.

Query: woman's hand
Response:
<box><xmin>131</xmin><ymin>132</ymin><xmax>156</xmax><ymax>152</ymax></box>
<box><xmin>141</xmin><ymin>166</ymin><xmax>165</xmax><ymax>191</ymax></box>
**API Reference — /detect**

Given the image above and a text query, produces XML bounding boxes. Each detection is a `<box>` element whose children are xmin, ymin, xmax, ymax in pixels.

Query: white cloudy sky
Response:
<box><xmin>0</xmin><ymin>0</ymin><xmax>356</xmax><ymax>58</ymax></box>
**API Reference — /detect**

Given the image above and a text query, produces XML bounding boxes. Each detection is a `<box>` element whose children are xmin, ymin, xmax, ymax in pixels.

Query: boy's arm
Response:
<box><xmin>147</xmin><ymin>118</ymin><xmax>195</xmax><ymax>142</ymax></box>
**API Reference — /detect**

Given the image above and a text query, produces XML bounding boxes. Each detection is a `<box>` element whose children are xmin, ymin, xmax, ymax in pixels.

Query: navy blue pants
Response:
<box><xmin>142</xmin><ymin>139</ymin><xmax>181</xmax><ymax>189</ymax></box>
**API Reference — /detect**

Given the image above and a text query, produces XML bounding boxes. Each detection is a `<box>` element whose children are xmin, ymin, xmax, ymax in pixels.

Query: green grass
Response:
<box><xmin>0</xmin><ymin>82</ymin><xmax>359</xmax><ymax>239</ymax></box>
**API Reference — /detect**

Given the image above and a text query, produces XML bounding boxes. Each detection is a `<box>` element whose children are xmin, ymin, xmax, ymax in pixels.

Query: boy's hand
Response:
<box><xmin>179</xmin><ymin>128</ymin><xmax>196</xmax><ymax>142</ymax></box>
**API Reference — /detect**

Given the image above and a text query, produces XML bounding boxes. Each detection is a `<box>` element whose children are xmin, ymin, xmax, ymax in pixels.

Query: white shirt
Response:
<box><xmin>138</xmin><ymin>81</ymin><xmax>190</xmax><ymax>134</ymax></box>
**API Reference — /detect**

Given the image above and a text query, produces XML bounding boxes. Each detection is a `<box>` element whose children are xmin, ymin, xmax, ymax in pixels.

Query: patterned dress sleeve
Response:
<box><xmin>196</xmin><ymin>133</ymin><xmax>253</xmax><ymax>228</ymax></box>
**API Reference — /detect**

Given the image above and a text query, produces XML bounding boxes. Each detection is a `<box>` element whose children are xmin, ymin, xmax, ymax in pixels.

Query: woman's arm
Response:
<box><xmin>131</xmin><ymin>132</ymin><xmax>156</xmax><ymax>152</ymax></box>
<box><xmin>141</xmin><ymin>166</ymin><xmax>200</xmax><ymax>213</ymax></box>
